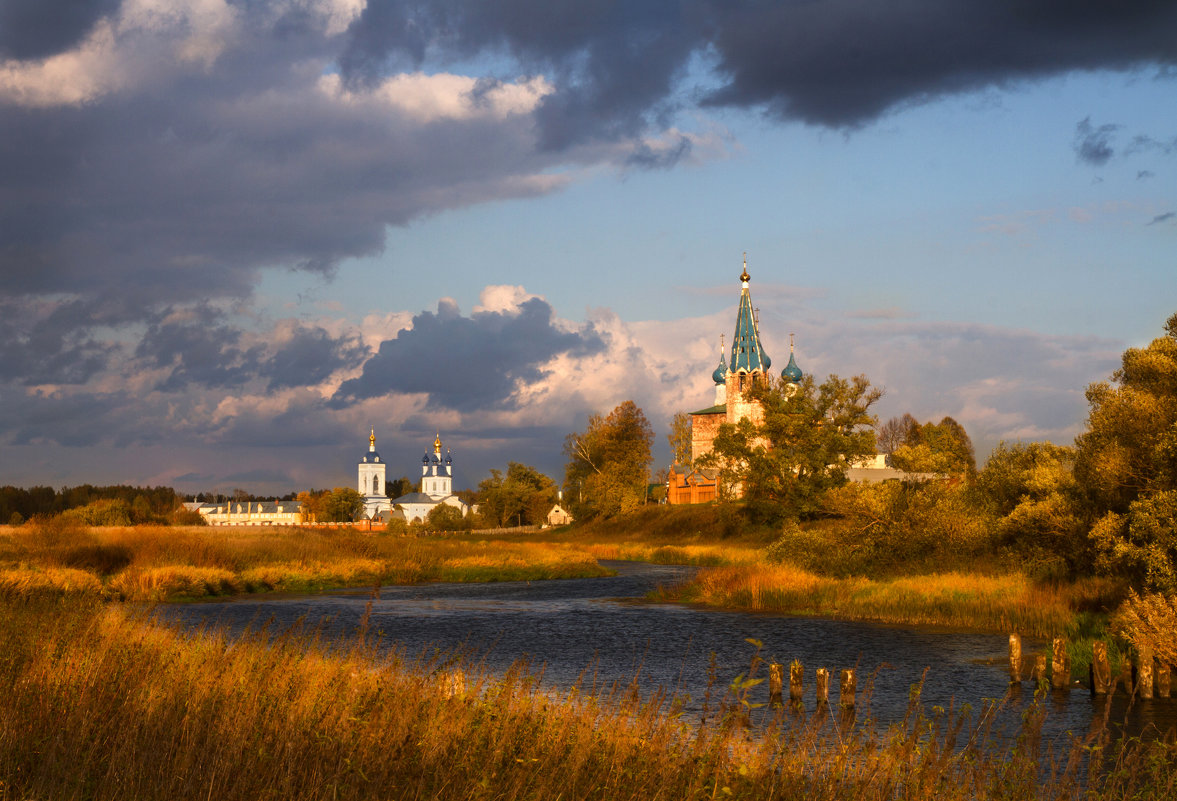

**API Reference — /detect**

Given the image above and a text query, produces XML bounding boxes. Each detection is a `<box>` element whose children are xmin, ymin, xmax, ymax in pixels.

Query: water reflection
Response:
<box><xmin>160</xmin><ymin>561</ymin><xmax>1175</xmax><ymax>739</ymax></box>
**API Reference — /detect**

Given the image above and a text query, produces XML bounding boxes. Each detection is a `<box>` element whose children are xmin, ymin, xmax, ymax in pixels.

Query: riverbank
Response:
<box><xmin>3</xmin><ymin>598</ymin><xmax>1172</xmax><ymax>801</ymax></box>
<box><xmin>537</xmin><ymin>505</ymin><xmax>1129</xmax><ymax>651</ymax></box>
<box><xmin>0</xmin><ymin>521</ymin><xmax>609</xmax><ymax>602</ymax></box>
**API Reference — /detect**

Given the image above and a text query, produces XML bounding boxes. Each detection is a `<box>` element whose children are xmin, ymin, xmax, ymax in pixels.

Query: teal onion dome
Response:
<box><xmin>782</xmin><ymin>351</ymin><xmax>803</xmax><ymax>383</ymax></box>
<box><xmin>712</xmin><ymin>355</ymin><xmax>728</xmax><ymax>384</ymax></box>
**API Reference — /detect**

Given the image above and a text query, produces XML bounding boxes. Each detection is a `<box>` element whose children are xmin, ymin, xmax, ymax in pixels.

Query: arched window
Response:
<box><xmin>373</xmin><ymin>475</ymin><xmax>379</xmax><ymax>494</ymax></box>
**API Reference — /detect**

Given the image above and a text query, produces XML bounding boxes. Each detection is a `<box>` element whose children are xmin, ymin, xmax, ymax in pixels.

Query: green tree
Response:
<box><xmin>975</xmin><ymin>441</ymin><xmax>1084</xmax><ymax>577</ymax></box>
<box><xmin>425</xmin><ymin>503</ymin><xmax>468</xmax><ymax>532</ymax></box>
<box><xmin>477</xmin><ymin>462</ymin><xmax>558</xmax><ymax>527</ymax></box>
<box><xmin>318</xmin><ymin>487</ymin><xmax>365</xmax><ymax>522</ymax></box>
<box><xmin>1076</xmin><ymin>313</ymin><xmax>1177</xmax><ymax>590</ymax></box>
<box><xmin>889</xmin><ymin>416</ymin><xmax>976</xmax><ymax>475</ymax></box>
<box><xmin>668</xmin><ymin>411</ymin><xmax>692</xmax><ymax>466</ymax></box>
<box><xmin>563</xmin><ymin>400</ymin><xmax>654</xmax><ymax>519</ymax></box>
<box><xmin>700</xmin><ymin>373</ymin><xmax>882</xmax><ymax>521</ymax></box>
<box><xmin>385</xmin><ymin>476</ymin><xmax>413</xmax><ymax>499</ymax></box>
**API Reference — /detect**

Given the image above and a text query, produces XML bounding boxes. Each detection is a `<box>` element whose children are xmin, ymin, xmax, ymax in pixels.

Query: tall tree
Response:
<box><xmin>876</xmin><ymin>413</ymin><xmax>919</xmax><ymax>454</ymax></box>
<box><xmin>668</xmin><ymin>411</ymin><xmax>692</xmax><ymax>466</ymax></box>
<box><xmin>563</xmin><ymin>400</ymin><xmax>654</xmax><ymax>518</ymax></box>
<box><xmin>477</xmin><ymin>462</ymin><xmax>558</xmax><ymax>527</ymax></box>
<box><xmin>889</xmin><ymin>416</ymin><xmax>976</xmax><ymax>475</ymax></box>
<box><xmin>1077</xmin><ymin>312</ymin><xmax>1177</xmax><ymax>590</ymax></box>
<box><xmin>318</xmin><ymin>487</ymin><xmax>365</xmax><ymax>522</ymax></box>
<box><xmin>700</xmin><ymin>373</ymin><xmax>882</xmax><ymax>521</ymax></box>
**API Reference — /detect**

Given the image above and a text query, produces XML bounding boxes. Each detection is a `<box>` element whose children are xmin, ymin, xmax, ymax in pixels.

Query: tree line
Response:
<box><xmin>0</xmin><ymin>484</ymin><xmax>201</xmax><ymax>527</ymax></box>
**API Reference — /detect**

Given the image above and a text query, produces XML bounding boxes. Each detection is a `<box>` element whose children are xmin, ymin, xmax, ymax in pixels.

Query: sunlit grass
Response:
<box><xmin>1</xmin><ymin>599</ymin><xmax>1171</xmax><ymax>800</ymax></box>
<box><xmin>0</xmin><ymin>523</ymin><xmax>611</xmax><ymax>602</ymax></box>
<box><xmin>653</xmin><ymin>564</ymin><xmax>1123</xmax><ymax>638</ymax></box>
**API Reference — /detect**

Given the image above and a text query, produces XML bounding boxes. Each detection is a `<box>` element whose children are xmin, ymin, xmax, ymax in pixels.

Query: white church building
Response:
<box><xmin>358</xmin><ymin>431</ymin><xmax>469</xmax><ymax>523</ymax></box>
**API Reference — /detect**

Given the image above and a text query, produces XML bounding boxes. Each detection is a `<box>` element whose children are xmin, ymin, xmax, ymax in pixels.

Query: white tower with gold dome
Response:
<box><xmin>357</xmin><ymin>429</ymin><xmax>391</xmax><ymax>518</ymax></box>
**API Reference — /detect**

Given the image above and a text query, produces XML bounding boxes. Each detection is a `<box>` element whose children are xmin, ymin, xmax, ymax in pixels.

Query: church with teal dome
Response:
<box><xmin>668</xmin><ymin>256</ymin><xmax>804</xmax><ymax>504</ymax></box>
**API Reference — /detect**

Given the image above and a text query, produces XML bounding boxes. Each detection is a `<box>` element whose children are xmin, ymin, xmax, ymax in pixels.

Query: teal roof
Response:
<box><xmin>711</xmin><ymin>354</ymin><xmax>728</xmax><ymax>384</ymax></box>
<box><xmin>729</xmin><ymin>269</ymin><xmax>771</xmax><ymax>373</ymax></box>
<box><xmin>782</xmin><ymin>351</ymin><xmax>803</xmax><ymax>383</ymax></box>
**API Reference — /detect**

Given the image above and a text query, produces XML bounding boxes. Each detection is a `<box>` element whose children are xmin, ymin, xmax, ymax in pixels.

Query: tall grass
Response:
<box><xmin>1</xmin><ymin>599</ymin><xmax>1171</xmax><ymax>800</ymax></box>
<box><xmin>0</xmin><ymin>522</ymin><xmax>610</xmax><ymax>602</ymax></box>
<box><xmin>653</xmin><ymin>564</ymin><xmax>1124</xmax><ymax>638</ymax></box>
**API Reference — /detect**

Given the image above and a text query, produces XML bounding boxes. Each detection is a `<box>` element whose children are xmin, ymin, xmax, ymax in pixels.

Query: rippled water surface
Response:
<box><xmin>161</xmin><ymin>561</ymin><xmax>1176</xmax><ymax>737</ymax></box>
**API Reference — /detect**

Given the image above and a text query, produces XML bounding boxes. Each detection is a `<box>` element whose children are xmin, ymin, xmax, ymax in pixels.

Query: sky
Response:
<box><xmin>0</xmin><ymin>0</ymin><xmax>1174</xmax><ymax>497</ymax></box>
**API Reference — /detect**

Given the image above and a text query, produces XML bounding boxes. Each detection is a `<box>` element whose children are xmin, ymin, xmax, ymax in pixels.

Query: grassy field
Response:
<box><xmin>2</xmin><ymin>598</ymin><xmax>1172</xmax><ymax>801</ymax></box>
<box><xmin>0</xmin><ymin>520</ymin><xmax>609</xmax><ymax>602</ymax></box>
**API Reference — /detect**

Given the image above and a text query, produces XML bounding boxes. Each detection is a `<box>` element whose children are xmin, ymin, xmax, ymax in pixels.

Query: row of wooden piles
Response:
<box><xmin>766</xmin><ymin>662</ymin><xmax>857</xmax><ymax>709</ymax></box>
<box><xmin>1007</xmin><ymin>633</ymin><xmax>1174</xmax><ymax>698</ymax></box>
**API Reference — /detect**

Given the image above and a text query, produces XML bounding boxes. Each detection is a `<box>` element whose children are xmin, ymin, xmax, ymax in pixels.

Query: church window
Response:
<box><xmin>373</xmin><ymin>476</ymin><xmax>379</xmax><ymax>494</ymax></box>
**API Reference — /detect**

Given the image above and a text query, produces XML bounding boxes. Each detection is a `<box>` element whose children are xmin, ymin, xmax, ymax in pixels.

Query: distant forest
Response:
<box><xmin>0</xmin><ymin>485</ymin><xmax>184</xmax><ymax>524</ymax></box>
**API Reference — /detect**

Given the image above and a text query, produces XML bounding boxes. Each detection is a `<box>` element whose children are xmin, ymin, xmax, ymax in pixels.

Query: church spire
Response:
<box><xmin>369</xmin><ymin>428</ymin><xmax>376</xmax><ymax>451</ymax></box>
<box><xmin>729</xmin><ymin>255</ymin><xmax>771</xmax><ymax>373</ymax></box>
<box><xmin>433</xmin><ymin>432</ymin><xmax>442</xmax><ymax>454</ymax></box>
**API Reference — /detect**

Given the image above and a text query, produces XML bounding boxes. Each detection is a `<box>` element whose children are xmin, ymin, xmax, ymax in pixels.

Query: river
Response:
<box><xmin>160</xmin><ymin>561</ymin><xmax>1175</xmax><ymax>739</ymax></box>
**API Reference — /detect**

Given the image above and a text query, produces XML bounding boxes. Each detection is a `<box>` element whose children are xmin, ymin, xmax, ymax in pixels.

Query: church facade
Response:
<box><xmin>358</xmin><ymin>431</ymin><xmax>470</xmax><ymax>523</ymax></box>
<box><xmin>668</xmin><ymin>258</ymin><xmax>804</xmax><ymax>504</ymax></box>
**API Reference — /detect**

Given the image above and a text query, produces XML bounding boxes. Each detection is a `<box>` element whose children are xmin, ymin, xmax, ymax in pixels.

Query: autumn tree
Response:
<box><xmin>876</xmin><ymin>413</ymin><xmax>919</xmax><ymax>454</ymax></box>
<box><xmin>975</xmin><ymin>441</ymin><xmax>1085</xmax><ymax>577</ymax></box>
<box><xmin>700</xmin><ymin>373</ymin><xmax>882</xmax><ymax>522</ymax></box>
<box><xmin>889</xmin><ymin>416</ymin><xmax>976</xmax><ymax>476</ymax></box>
<box><xmin>477</xmin><ymin>462</ymin><xmax>559</xmax><ymax>527</ymax></box>
<box><xmin>563</xmin><ymin>400</ymin><xmax>654</xmax><ymax>519</ymax></box>
<box><xmin>1077</xmin><ymin>312</ymin><xmax>1177</xmax><ymax>590</ymax></box>
<box><xmin>668</xmin><ymin>411</ymin><xmax>692</xmax><ymax>466</ymax></box>
<box><xmin>425</xmin><ymin>503</ymin><xmax>469</xmax><ymax>532</ymax></box>
<box><xmin>317</xmin><ymin>487</ymin><xmax>365</xmax><ymax>522</ymax></box>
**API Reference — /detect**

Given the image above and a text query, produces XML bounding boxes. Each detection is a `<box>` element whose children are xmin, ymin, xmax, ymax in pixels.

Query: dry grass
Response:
<box><xmin>0</xmin><ymin>599</ymin><xmax>1171</xmax><ymax>801</ymax></box>
<box><xmin>0</xmin><ymin>523</ymin><xmax>610</xmax><ymax>602</ymax></box>
<box><xmin>579</xmin><ymin>541</ymin><xmax>762</xmax><ymax>566</ymax></box>
<box><xmin>654</xmin><ymin>564</ymin><xmax>1123</xmax><ymax>638</ymax></box>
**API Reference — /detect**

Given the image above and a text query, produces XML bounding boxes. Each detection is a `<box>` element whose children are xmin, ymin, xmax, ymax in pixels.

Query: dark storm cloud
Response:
<box><xmin>261</xmin><ymin>326</ymin><xmax>370</xmax><ymax>390</ymax></box>
<box><xmin>135</xmin><ymin>308</ymin><xmax>265</xmax><ymax>392</ymax></box>
<box><xmin>0</xmin><ymin>386</ymin><xmax>131</xmax><ymax>447</ymax></box>
<box><xmin>333</xmin><ymin>297</ymin><xmax>605</xmax><ymax>411</ymax></box>
<box><xmin>134</xmin><ymin>308</ymin><xmax>370</xmax><ymax>392</ymax></box>
<box><xmin>0</xmin><ymin>0</ymin><xmax>120</xmax><ymax>60</ymax></box>
<box><xmin>344</xmin><ymin>0</ymin><xmax>1177</xmax><ymax>134</ymax></box>
<box><xmin>1074</xmin><ymin>117</ymin><xmax>1120</xmax><ymax>166</ymax></box>
<box><xmin>0</xmin><ymin>295</ymin><xmax>148</xmax><ymax>385</ymax></box>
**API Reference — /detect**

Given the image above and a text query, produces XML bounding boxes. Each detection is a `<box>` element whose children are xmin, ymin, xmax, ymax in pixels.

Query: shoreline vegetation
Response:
<box><xmin>0</xmin><ymin>519</ymin><xmax>610</xmax><ymax>603</ymax></box>
<box><xmin>2</xmin><ymin>598</ymin><xmax>1174</xmax><ymax>801</ymax></box>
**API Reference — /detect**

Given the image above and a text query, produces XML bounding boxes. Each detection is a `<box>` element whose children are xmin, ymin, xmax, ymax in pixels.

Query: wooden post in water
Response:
<box><xmin>1033</xmin><ymin>654</ymin><xmax>1048</xmax><ymax>689</ymax></box>
<box><xmin>1008</xmin><ymin>633</ymin><xmax>1022</xmax><ymax>683</ymax></box>
<box><xmin>815</xmin><ymin>668</ymin><xmax>830</xmax><ymax>706</ymax></box>
<box><xmin>1157</xmin><ymin>663</ymin><xmax>1171</xmax><ymax>699</ymax></box>
<box><xmin>1138</xmin><ymin>647</ymin><xmax>1154</xmax><ymax>700</ymax></box>
<box><xmin>789</xmin><ymin>660</ymin><xmax>804</xmax><ymax>704</ymax></box>
<box><xmin>1051</xmin><ymin>637</ymin><xmax>1070</xmax><ymax>689</ymax></box>
<box><xmin>840</xmin><ymin>669</ymin><xmax>856</xmax><ymax>709</ymax></box>
<box><xmin>1092</xmin><ymin>641</ymin><xmax>1110</xmax><ymax>695</ymax></box>
<box><xmin>768</xmin><ymin>663</ymin><xmax>784</xmax><ymax>707</ymax></box>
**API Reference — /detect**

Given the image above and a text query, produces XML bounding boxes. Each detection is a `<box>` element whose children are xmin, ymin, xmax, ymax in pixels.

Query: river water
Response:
<box><xmin>160</xmin><ymin>561</ymin><xmax>1175</xmax><ymax>739</ymax></box>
